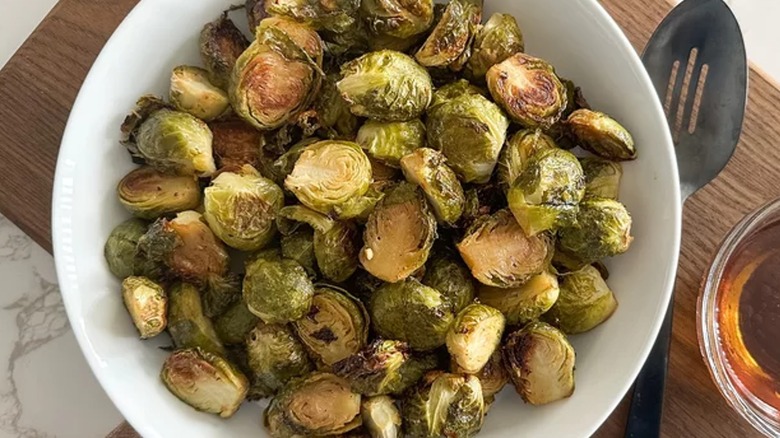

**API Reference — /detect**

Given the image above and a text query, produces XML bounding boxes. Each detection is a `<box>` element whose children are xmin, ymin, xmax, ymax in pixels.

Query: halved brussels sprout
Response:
<box><xmin>246</xmin><ymin>321</ymin><xmax>314</xmax><ymax>398</ymax></box>
<box><xmin>567</xmin><ymin>109</ymin><xmax>636</xmax><ymax>161</ymax></box>
<box><xmin>265</xmin><ymin>372</ymin><xmax>362</xmax><ymax>437</ymax></box>
<box><xmin>243</xmin><ymin>251</ymin><xmax>314</xmax><ymax>323</ymax></box>
<box><xmin>498</xmin><ymin>129</ymin><xmax>557</xmax><ymax>189</ymax></box>
<box><xmin>558</xmin><ymin>197</ymin><xmax>634</xmax><ymax>265</ymax></box>
<box><xmin>357</xmin><ymin>119</ymin><xmax>426</xmax><ymax>168</ymax></box>
<box><xmin>369</xmin><ymin>278</ymin><xmax>454</xmax><ymax>351</ymax></box>
<box><xmin>203</xmin><ymin>165</ymin><xmax>284</xmax><ymax>251</ymax></box>
<box><xmin>402</xmin><ymin>371</ymin><xmax>484</xmax><ymax>438</ymax></box>
<box><xmin>400</xmin><ymin>148</ymin><xmax>465</xmax><ymax>226</ymax></box>
<box><xmin>161</xmin><ymin>347</ymin><xmax>249</xmax><ymax>418</ymax></box>
<box><xmin>486</xmin><ymin>53</ymin><xmax>568</xmax><ymax>129</ymax></box>
<box><xmin>117</xmin><ymin>166</ymin><xmax>200</xmax><ymax>220</ymax></box>
<box><xmin>209</xmin><ymin>119</ymin><xmax>264</xmax><ymax>169</ymax></box>
<box><xmin>200</xmin><ymin>12</ymin><xmax>250</xmax><ymax>89</ymax></box>
<box><xmin>507</xmin><ymin>148</ymin><xmax>585</xmax><ymax>236</ymax></box>
<box><xmin>580</xmin><ymin>157</ymin><xmax>623</xmax><ymax>200</ymax></box>
<box><xmin>338</xmin><ymin>50</ymin><xmax>433</xmax><ymax>122</ymax></box>
<box><xmin>214</xmin><ymin>300</ymin><xmax>260</xmax><ymax>345</ymax></box>
<box><xmin>476</xmin><ymin>270</ymin><xmax>559</xmax><ymax>326</ymax></box>
<box><xmin>121</xmin><ymin>276</ymin><xmax>167</xmax><ymax>339</ymax></box>
<box><xmin>167</xmin><ymin>283</ymin><xmax>226</xmax><ymax>356</ymax></box>
<box><xmin>333</xmin><ymin>339</ymin><xmax>407</xmax><ymax>396</ymax></box>
<box><xmin>473</xmin><ymin>350</ymin><xmax>509</xmax><ymax>402</ymax></box>
<box><xmin>285</xmin><ymin>140</ymin><xmax>372</xmax><ymax>215</ymax></box>
<box><xmin>361</xmin><ymin>0</ymin><xmax>434</xmax><ymax>40</ymax></box>
<box><xmin>314</xmin><ymin>220</ymin><xmax>361</xmax><ymax>282</ymax></box>
<box><xmin>457</xmin><ymin>210</ymin><xmax>553</xmax><ymax>288</ymax></box>
<box><xmin>104</xmin><ymin>218</ymin><xmax>148</xmax><ymax>279</ymax></box>
<box><xmin>414</xmin><ymin>0</ymin><xmax>481</xmax><ymax>71</ymax></box>
<box><xmin>421</xmin><ymin>251</ymin><xmax>475</xmax><ymax>314</ymax></box>
<box><xmin>264</xmin><ymin>0</ymin><xmax>360</xmax><ymax>33</ymax></box>
<box><xmin>280</xmin><ymin>228</ymin><xmax>317</xmax><ymax>277</ymax></box>
<box><xmin>272</xmin><ymin>138</ymin><xmax>320</xmax><ymax>187</ymax></box>
<box><xmin>426</xmin><ymin>83</ymin><xmax>509</xmax><ymax>184</ymax></box>
<box><xmin>503</xmin><ymin>321</ymin><xmax>575</xmax><ymax>405</ymax></box>
<box><xmin>360</xmin><ymin>183</ymin><xmax>436</xmax><ymax>283</ymax></box>
<box><xmin>362</xmin><ymin>395</ymin><xmax>401</xmax><ymax>438</ymax></box>
<box><xmin>293</xmin><ymin>286</ymin><xmax>369</xmax><ymax>366</ymax></box>
<box><xmin>447</xmin><ymin>304</ymin><xmax>505</xmax><ymax>374</ymax></box>
<box><xmin>169</xmin><ymin>66</ymin><xmax>231</xmax><ymax>121</ymax></box>
<box><xmin>466</xmin><ymin>13</ymin><xmax>524</xmax><ymax>81</ymax></box>
<box><xmin>545</xmin><ymin>265</ymin><xmax>618</xmax><ymax>334</ymax></box>
<box><xmin>316</xmin><ymin>73</ymin><xmax>360</xmax><ymax>139</ymax></box>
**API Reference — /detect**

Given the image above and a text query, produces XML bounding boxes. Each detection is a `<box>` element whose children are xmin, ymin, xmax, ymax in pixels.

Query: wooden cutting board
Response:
<box><xmin>0</xmin><ymin>0</ymin><xmax>775</xmax><ymax>436</ymax></box>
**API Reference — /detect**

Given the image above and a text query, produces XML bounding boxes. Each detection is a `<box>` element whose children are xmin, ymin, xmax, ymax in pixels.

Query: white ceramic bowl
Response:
<box><xmin>52</xmin><ymin>0</ymin><xmax>681</xmax><ymax>436</ymax></box>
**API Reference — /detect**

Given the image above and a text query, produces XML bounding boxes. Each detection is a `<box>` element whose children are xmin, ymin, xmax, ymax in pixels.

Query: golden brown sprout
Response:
<box><xmin>446</xmin><ymin>304</ymin><xmax>505</xmax><ymax>374</ymax></box>
<box><xmin>545</xmin><ymin>265</ymin><xmax>618</xmax><ymax>334</ymax></box>
<box><xmin>209</xmin><ymin>119</ymin><xmax>263</xmax><ymax>169</ymax></box>
<box><xmin>117</xmin><ymin>166</ymin><xmax>200</xmax><ymax>220</ymax></box>
<box><xmin>498</xmin><ymin>129</ymin><xmax>557</xmax><ymax>189</ymax></box>
<box><xmin>466</xmin><ymin>13</ymin><xmax>524</xmax><ymax>81</ymax></box>
<box><xmin>414</xmin><ymin>0</ymin><xmax>481</xmax><ymax>71</ymax></box>
<box><xmin>169</xmin><ymin>65</ymin><xmax>231</xmax><ymax>121</ymax></box>
<box><xmin>567</xmin><ymin>109</ymin><xmax>637</xmax><ymax>161</ymax></box>
<box><xmin>121</xmin><ymin>276</ymin><xmax>167</xmax><ymax>339</ymax></box>
<box><xmin>477</xmin><ymin>271</ymin><xmax>560</xmax><ymax>326</ymax></box>
<box><xmin>400</xmin><ymin>148</ymin><xmax>465</xmax><ymax>226</ymax></box>
<box><xmin>200</xmin><ymin>12</ymin><xmax>250</xmax><ymax>89</ymax></box>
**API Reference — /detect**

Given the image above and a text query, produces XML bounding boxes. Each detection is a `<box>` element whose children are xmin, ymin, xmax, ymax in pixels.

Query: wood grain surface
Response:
<box><xmin>0</xmin><ymin>0</ymin><xmax>775</xmax><ymax>437</ymax></box>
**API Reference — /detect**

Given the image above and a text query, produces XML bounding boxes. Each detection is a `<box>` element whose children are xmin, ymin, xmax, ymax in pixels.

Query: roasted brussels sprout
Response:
<box><xmin>246</xmin><ymin>0</ymin><xmax>267</xmax><ymax>32</ymax></box>
<box><xmin>293</xmin><ymin>286</ymin><xmax>369</xmax><ymax>366</ymax></box>
<box><xmin>209</xmin><ymin>119</ymin><xmax>264</xmax><ymax>169</ymax></box>
<box><xmin>272</xmin><ymin>137</ymin><xmax>320</xmax><ymax>187</ymax></box>
<box><xmin>476</xmin><ymin>271</ymin><xmax>559</xmax><ymax>326</ymax></box>
<box><xmin>362</xmin><ymin>395</ymin><xmax>401</xmax><ymax>438</ymax></box>
<box><xmin>121</xmin><ymin>276</ymin><xmax>167</xmax><ymax>339</ymax></box>
<box><xmin>334</xmin><ymin>186</ymin><xmax>386</xmax><ymax>222</ymax></box>
<box><xmin>276</xmin><ymin>204</ymin><xmax>336</xmax><ymax>235</ymax></box>
<box><xmin>422</xmin><ymin>252</ymin><xmax>475</xmax><ymax>314</ymax></box>
<box><xmin>503</xmin><ymin>321</ymin><xmax>575</xmax><ymax>405</ymax></box>
<box><xmin>117</xmin><ymin>166</ymin><xmax>200</xmax><ymax>220</ymax></box>
<box><xmin>214</xmin><ymin>300</ymin><xmax>260</xmax><ymax>345</ymax></box>
<box><xmin>545</xmin><ymin>265</ymin><xmax>618</xmax><ymax>334</ymax></box>
<box><xmin>580</xmin><ymin>157</ymin><xmax>623</xmax><ymax>200</ymax></box>
<box><xmin>369</xmin><ymin>278</ymin><xmax>454</xmax><ymax>351</ymax></box>
<box><xmin>263</xmin><ymin>0</ymin><xmax>360</xmax><ymax>33</ymax></box>
<box><xmin>200</xmin><ymin>274</ymin><xmax>242</xmax><ymax>318</ymax></box>
<box><xmin>360</xmin><ymin>183</ymin><xmax>436</xmax><ymax>283</ymax></box>
<box><xmin>246</xmin><ymin>322</ymin><xmax>314</xmax><ymax>398</ymax></box>
<box><xmin>457</xmin><ymin>210</ymin><xmax>553</xmax><ymax>288</ymax></box>
<box><xmin>357</xmin><ymin>119</ymin><xmax>426</xmax><ymax>168</ymax></box>
<box><xmin>169</xmin><ymin>65</ymin><xmax>231</xmax><ymax>121</ymax></box>
<box><xmin>486</xmin><ymin>53</ymin><xmax>568</xmax><ymax>129</ymax></box>
<box><xmin>447</xmin><ymin>304</ymin><xmax>505</xmax><ymax>374</ymax></box>
<box><xmin>316</xmin><ymin>73</ymin><xmax>361</xmax><ymax>139</ymax></box>
<box><xmin>265</xmin><ymin>372</ymin><xmax>362</xmax><ymax>437</ymax></box>
<box><xmin>426</xmin><ymin>81</ymin><xmax>509</xmax><ymax>184</ymax></box>
<box><xmin>280</xmin><ymin>228</ymin><xmax>317</xmax><ymax>277</ymax></box>
<box><xmin>507</xmin><ymin>148</ymin><xmax>585</xmax><ymax>236</ymax></box>
<box><xmin>104</xmin><ymin>218</ymin><xmax>148</xmax><ymax>279</ymax></box>
<box><xmin>167</xmin><ymin>283</ymin><xmax>226</xmax><ymax>355</ymax></box>
<box><xmin>361</xmin><ymin>0</ymin><xmax>434</xmax><ymax>40</ymax></box>
<box><xmin>473</xmin><ymin>350</ymin><xmax>509</xmax><ymax>402</ymax></box>
<box><xmin>200</xmin><ymin>12</ymin><xmax>250</xmax><ymax>89</ymax></box>
<box><xmin>402</xmin><ymin>371</ymin><xmax>484</xmax><ymax>438</ymax></box>
<box><xmin>498</xmin><ymin>129</ymin><xmax>557</xmax><ymax>189</ymax></box>
<box><xmin>314</xmin><ymin>220</ymin><xmax>361</xmax><ymax>282</ymax></box>
<box><xmin>567</xmin><ymin>109</ymin><xmax>636</xmax><ymax>161</ymax></box>
<box><xmin>161</xmin><ymin>347</ymin><xmax>248</xmax><ymax>417</ymax></box>
<box><xmin>466</xmin><ymin>13</ymin><xmax>524</xmax><ymax>81</ymax></box>
<box><xmin>285</xmin><ymin>140</ymin><xmax>372</xmax><ymax>215</ymax></box>
<box><xmin>338</xmin><ymin>50</ymin><xmax>433</xmax><ymax>122</ymax></box>
<box><xmin>400</xmin><ymin>147</ymin><xmax>465</xmax><ymax>226</ymax></box>
<box><xmin>558</xmin><ymin>197</ymin><xmax>634</xmax><ymax>265</ymax></box>
<box><xmin>414</xmin><ymin>0</ymin><xmax>481</xmax><ymax>71</ymax></box>
<box><xmin>243</xmin><ymin>251</ymin><xmax>314</xmax><ymax>323</ymax></box>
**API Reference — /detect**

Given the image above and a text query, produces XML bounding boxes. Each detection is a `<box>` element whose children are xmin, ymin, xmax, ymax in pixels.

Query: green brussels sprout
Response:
<box><xmin>246</xmin><ymin>322</ymin><xmax>314</xmax><ymax>398</ymax></box>
<box><xmin>545</xmin><ymin>265</ymin><xmax>618</xmax><ymax>334</ymax></box>
<box><xmin>558</xmin><ymin>197</ymin><xmax>634</xmax><ymax>265</ymax></box>
<box><xmin>429</xmin><ymin>79</ymin><xmax>485</xmax><ymax>109</ymax></box>
<box><xmin>414</xmin><ymin>0</ymin><xmax>481</xmax><ymax>71</ymax></box>
<box><xmin>338</xmin><ymin>50</ymin><xmax>433</xmax><ymax>122</ymax></box>
<box><xmin>293</xmin><ymin>286</ymin><xmax>369</xmax><ymax>366</ymax></box>
<box><xmin>362</xmin><ymin>395</ymin><xmax>401</xmax><ymax>438</ymax></box>
<box><xmin>369</xmin><ymin>278</ymin><xmax>454</xmax><ymax>351</ymax></box>
<box><xmin>214</xmin><ymin>300</ymin><xmax>260</xmax><ymax>345</ymax></box>
<box><xmin>121</xmin><ymin>276</ymin><xmax>167</xmax><ymax>339</ymax></box>
<box><xmin>580</xmin><ymin>157</ymin><xmax>623</xmax><ymax>199</ymax></box>
<box><xmin>333</xmin><ymin>186</ymin><xmax>386</xmax><ymax>222</ymax></box>
<box><xmin>203</xmin><ymin>165</ymin><xmax>284</xmax><ymax>251</ymax></box>
<box><xmin>265</xmin><ymin>372</ymin><xmax>362</xmax><ymax>437</ymax></box>
<box><xmin>285</xmin><ymin>140</ymin><xmax>372</xmax><ymax>215</ymax></box>
<box><xmin>360</xmin><ymin>183</ymin><xmax>436</xmax><ymax>283</ymax></box>
<box><xmin>161</xmin><ymin>347</ymin><xmax>249</xmax><ymax>418</ymax></box>
<box><xmin>349</xmin><ymin>269</ymin><xmax>385</xmax><ymax>303</ymax></box>
<box><xmin>209</xmin><ymin>119</ymin><xmax>264</xmax><ymax>169</ymax></box>
<box><xmin>320</xmin><ymin>18</ymin><xmax>371</xmax><ymax>56</ymax></box>
<box><xmin>426</xmin><ymin>83</ymin><xmax>509</xmax><ymax>184</ymax></box>
<box><xmin>243</xmin><ymin>252</ymin><xmax>314</xmax><ymax>323</ymax></box>
<box><xmin>314</xmin><ymin>220</ymin><xmax>361</xmax><ymax>282</ymax></box>
<box><xmin>104</xmin><ymin>218</ymin><xmax>148</xmax><ymax>279</ymax></box>
<box><xmin>486</xmin><ymin>53</ymin><xmax>568</xmax><ymax>129</ymax></box>
<box><xmin>263</xmin><ymin>0</ymin><xmax>361</xmax><ymax>33</ymax></box>
<box><xmin>316</xmin><ymin>73</ymin><xmax>361</xmax><ymax>139</ymax></box>
<box><xmin>507</xmin><ymin>148</ymin><xmax>586</xmax><ymax>236</ymax></box>
<box><xmin>446</xmin><ymin>304</ymin><xmax>505</xmax><ymax>374</ymax></box>
<box><xmin>169</xmin><ymin>65</ymin><xmax>231</xmax><ymax>121</ymax></box>
<box><xmin>476</xmin><ymin>271</ymin><xmax>560</xmax><ymax>326</ymax></box>
<box><xmin>503</xmin><ymin>321</ymin><xmax>575</xmax><ymax>405</ymax></box>
<box><xmin>357</xmin><ymin>119</ymin><xmax>426</xmax><ymax>168</ymax></box>
<box><xmin>402</xmin><ymin>371</ymin><xmax>484</xmax><ymax>438</ymax></box>
<box><xmin>333</xmin><ymin>339</ymin><xmax>407</xmax><ymax>395</ymax></box>
<box><xmin>361</xmin><ymin>0</ymin><xmax>434</xmax><ymax>40</ymax></box>
<box><xmin>167</xmin><ymin>283</ymin><xmax>226</xmax><ymax>356</ymax></box>
<box><xmin>117</xmin><ymin>166</ymin><xmax>200</xmax><ymax>220</ymax></box>
<box><xmin>400</xmin><ymin>148</ymin><xmax>465</xmax><ymax>226</ymax></box>
<box><xmin>457</xmin><ymin>210</ymin><xmax>553</xmax><ymax>288</ymax></box>
<box><xmin>421</xmin><ymin>252</ymin><xmax>475</xmax><ymax>314</ymax></box>
<box><xmin>200</xmin><ymin>12</ymin><xmax>250</xmax><ymax>89</ymax></box>
<box><xmin>498</xmin><ymin>129</ymin><xmax>557</xmax><ymax>189</ymax></box>
<box><xmin>465</xmin><ymin>13</ymin><xmax>524</xmax><ymax>81</ymax></box>
<box><xmin>200</xmin><ymin>274</ymin><xmax>242</xmax><ymax>318</ymax></box>
<box><xmin>272</xmin><ymin>138</ymin><xmax>320</xmax><ymax>187</ymax></box>
<box><xmin>230</xmin><ymin>17</ymin><xmax>323</xmax><ymax>130</ymax></box>
<box><xmin>280</xmin><ymin>228</ymin><xmax>317</xmax><ymax>277</ymax></box>
<box><xmin>567</xmin><ymin>109</ymin><xmax>637</xmax><ymax>160</ymax></box>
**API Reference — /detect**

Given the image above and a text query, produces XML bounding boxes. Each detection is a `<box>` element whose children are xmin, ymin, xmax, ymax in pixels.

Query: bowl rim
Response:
<box><xmin>51</xmin><ymin>0</ymin><xmax>682</xmax><ymax>436</ymax></box>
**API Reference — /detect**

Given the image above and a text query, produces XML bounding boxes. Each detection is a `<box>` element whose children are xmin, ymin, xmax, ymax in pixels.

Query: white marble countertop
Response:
<box><xmin>0</xmin><ymin>0</ymin><xmax>778</xmax><ymax>437</ymax></box>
